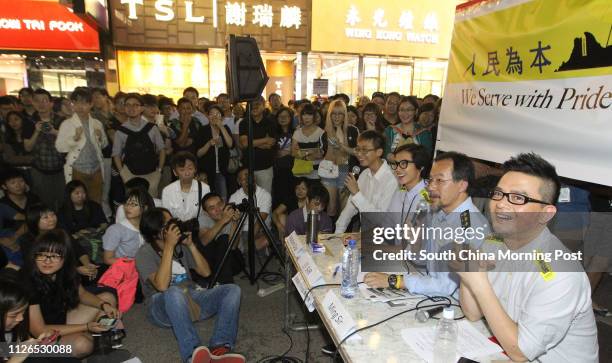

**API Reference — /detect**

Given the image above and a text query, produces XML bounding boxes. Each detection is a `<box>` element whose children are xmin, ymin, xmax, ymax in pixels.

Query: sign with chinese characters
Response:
<box><xmin>118</xmin><ymin>0</ymin><xmax>302</xmax><ymax>28</ymax></box>
<box><xmin>111</xmin><ymin>0</ymin><xmax>309</xmax><ymax>51</ymax></box>
<box><xmin>0</xmin><ymin>0</ymin><xmax>100</xmax><ymax>52</ymax></box>
<box><xmin>311</xmin><ymin>0</ymin><xmax>455</xmax><ymax>58</ymax></box>
<box><xmin>438</xmin><ymin>0</ymin><xmax>612</xmax><ymax>186</ymax></box>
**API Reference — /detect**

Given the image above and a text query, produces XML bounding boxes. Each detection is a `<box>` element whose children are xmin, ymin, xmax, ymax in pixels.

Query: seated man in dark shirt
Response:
<box><xmin>198</xmin><ymin>192</ymin><xmax>242</xmax><ymax>284</ymax></box>
<box><xmin>285</xmin><ymin>182</ymin><xmax>333</xmax><ymax>237</ymax></box>
<box><xmin>0</xmin><ymin>168</ymin><xmax>39</xmax><ymax>223</ymax></box>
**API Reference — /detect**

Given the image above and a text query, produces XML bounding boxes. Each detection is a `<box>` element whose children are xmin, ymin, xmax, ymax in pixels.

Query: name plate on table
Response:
<box><xmin>321</xmin><ymin>290</ymin><xmax>358</xmax><ymax>341</ymax></box>
<box><xmin>297</xmin><ymin>251</ymin><xmax>324</xmax><ymax>286</ymax></box>
<box><xmin>285</xmin><ymin>232</ymin><xmax>305</xmax><ymax>257</ymax></box>
<box><xmin>292</xmin><ymin>273</ymin><xmax>316</xmax><ymax>312</ymax></box>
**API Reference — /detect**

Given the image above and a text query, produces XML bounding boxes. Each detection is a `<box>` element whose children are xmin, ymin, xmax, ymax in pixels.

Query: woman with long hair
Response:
<box><xmin>102</xmin><ymin>188</ymin><xmax>153</xmax><ymax>266</ymax></box>
<box><xmin>272</xmin><ymin>177</ymin><xmax>308</xmax><ymax>240</ymax></box>
<box><xmin>0</xmin><ymin>272</ymin><xmax>55</xmax><ymax>363</ymax></box>
<box><xmin>59</xmin><ymin>180</ymin><xmax>108</xmax><ymax>238</ymax></box>
<box><xmin>320</xmin><ymin>100</ymin><xmax>359</xmax><ymax>218</ymax></box>
<box><xmin>383</xmin><ymin>96</ymin><xmax>433</xmax><ymax>160</ymax></box>
<box><xmin>358</xmin><ymin>102</ymin><xmax>385</xmax><ymax>133</ymax></box>
<box><xmin>197</xmin><ymin>103</ymin><xmax>233</xmax><ymax>200</ymax></box>
<box><xmin>291</xmin><ymin>103</ymin><xmax>326</xmax><ymax>180</ymax></box>
<box><xmin>22</xmin><ymin>230</ymin><xmax>120</xmax><ymax>358</ymax></box>
<box><xmin>346</xmin><ymin>105</ymin><xmax>361</xmax><ymax>128</ymax></box>
<box><xmin>272</xmin><ymin>107</ymin><xmax>296</xmax><ymax>212</ymax></box>
<box><xmin>2</xmin><ymin>111</ymin><xmax>35</xmax><ymax>169</ymax></box>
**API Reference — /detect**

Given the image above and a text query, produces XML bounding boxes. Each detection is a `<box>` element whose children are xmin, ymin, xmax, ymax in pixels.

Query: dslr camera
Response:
<box><xmin>227</xmin><ymin>199</ymin><xmax>249</xmax><ymax>213</ymax></box>
<box><xmin>167</xmin><ymin>218</ymin><xmax>199</xmax><ymax>243</ymax></box>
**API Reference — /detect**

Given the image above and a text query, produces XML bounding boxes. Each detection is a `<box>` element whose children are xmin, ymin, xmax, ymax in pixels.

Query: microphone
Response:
<box><xmin>351</xmin><ymin>165</ymin><xmax>361</xmax><ymax>178</ymax></box>
<box><xmin>415</xmin><ymin>306</ymin><xmax>445</xmax><ymax>323</ymax></box>
<box><xmin>410</xmin><ymin>199</ymin><xmax>430</xmax><ymax>226</ymax></box>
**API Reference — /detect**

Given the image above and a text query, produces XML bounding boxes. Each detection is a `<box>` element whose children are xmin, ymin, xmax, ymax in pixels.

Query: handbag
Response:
<box><xmin>318</xmin><ymin>159</ymin><xmax>339</xmax><ymax>178</ymax></box>
<box><xmin>292</xmin><ymin>158</ymin><xmax>314</xmax><ymax>176</ymax></box>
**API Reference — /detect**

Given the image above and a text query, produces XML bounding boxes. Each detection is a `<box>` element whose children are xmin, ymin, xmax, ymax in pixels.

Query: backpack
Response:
<box><xmin>118</xmin><ymin>123</ymin><xmax>158</xmax><ymax>175</ymax></box>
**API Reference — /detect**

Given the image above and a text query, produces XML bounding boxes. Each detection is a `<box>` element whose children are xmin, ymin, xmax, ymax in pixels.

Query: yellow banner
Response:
<box><xmin>447</xmin><ymin>0</ymin><xmax>612</xmax><ymax>83</ymax></box>
<box><xmin>311</xmin><ymin>0</ymin><xmax>456</xmax><ymax>59</ymax></box>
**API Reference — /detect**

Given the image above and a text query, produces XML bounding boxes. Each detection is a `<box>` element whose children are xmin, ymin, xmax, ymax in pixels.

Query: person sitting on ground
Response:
<box><xmin>103</xmin><ymin>188</ymin><xmax>153</xmax><ymax>266</ymax></box>
<box><xmin>115</xmin><ymin>177</ymin><xmax>161</xmax><ymax>224</ymax></box>
<box><xmin>0</xmin><ymin>168</ymin><xmax>40</xmax><ymax>224</ymax></box>
<box><xmin>137</xmin><ymin>208</ymin><xmax>244</xmax><ymax>363</ymax></box>
<box><xmin>285</xmin><ymin>182</ymin><xmax>333</xmax><ymax>237</ymax></box>
<box><xmin>22</xmin><ymin>229</ymin><xmax>121</xmax><ymax>359</ymax></box>
<box><xmin>198</xmin><ymin>192</ymin><xmax>242</xmax><ymax>284</ymax></box>
<box><xmin>59</xmin><ymin>180</ymin><xmax>108</xmax><ymax>241</ymax></box>
<box><xmin>162</xmin><ymin>151</ymin><xmax>210</xmax><ymax>223</ymax></box>
<box><xmin>0</xmin><ymin>272</ymin><xmax>58</xmax><ymax>363</ymax></box>
<box><xmin>229</xmin><ymin>167</ymin><xmax>272</xmax><ymax>250</ymax></box>
<box><xmin>272</xmin><ymin>178</ymin><xmax>309</xmax><ymax>240</ymax></box>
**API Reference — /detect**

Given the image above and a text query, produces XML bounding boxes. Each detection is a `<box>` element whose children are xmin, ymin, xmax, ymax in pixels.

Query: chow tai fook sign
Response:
<box><xmin>111</xmin><ymin>0</ymin><xmax>310</xmax><ymax>51</ymax></box>
<box><xmin>311</xmin><ymin>0</ymin><xmax>455</xmax><ymax>58</ymax></box>
<box><xmin>0</xmin><ymin>0</ymin><xmax>100</xmax><ymax>52</ymax></box>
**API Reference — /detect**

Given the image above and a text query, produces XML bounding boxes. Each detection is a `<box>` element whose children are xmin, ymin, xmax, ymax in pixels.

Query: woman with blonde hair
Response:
<box><xmin>320</xmin><ymin>100</ymin><xmax>359</xmax><ymax>218</ymax></box>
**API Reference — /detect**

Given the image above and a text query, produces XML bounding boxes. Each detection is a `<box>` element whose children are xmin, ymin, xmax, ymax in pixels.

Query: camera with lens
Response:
<box><xmin>41</xmin><ymin>122</ymin><xmax>52</xmax><ymax>133</ymax></box>
<box><xmin>167</xmin><ymin>218</ymin><xmax>199</xmax><ymax>243</ymax></box>
<box><xmin>227</xmin><ymin>199</ymin><xmax>249</xmax><ymax>213</ymax></box>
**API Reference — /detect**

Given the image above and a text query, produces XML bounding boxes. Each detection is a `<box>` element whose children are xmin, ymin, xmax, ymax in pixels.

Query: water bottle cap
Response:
<box><xmin>442</xmin><ymin>307</ymin><xmax>454</xmax><ymax>320</ymax></box>
<box><xmin>348</xmin><ymin>239</ymin><xmax>357</xmax><ymax>247</ymax></box>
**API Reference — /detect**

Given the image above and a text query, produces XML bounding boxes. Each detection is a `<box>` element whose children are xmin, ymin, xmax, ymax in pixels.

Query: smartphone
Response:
<box><xmin>41</xmin><ymin>330</ymin><xmax>60</xmax><ymax>345</ymax></box>
<box><xmin>98</xmin><ymin>317</ymin><xmax>117</xmax><ymax>327</ymax></box>
<box><xmin>155</xmin><ymin>114</ymin><xmax>165</xmax><ymax>126</ymax></box>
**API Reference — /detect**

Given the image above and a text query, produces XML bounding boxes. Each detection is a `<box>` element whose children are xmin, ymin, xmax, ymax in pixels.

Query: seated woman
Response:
<box><xmin>22</xmin><ymin>230</ymin><xmax>120</xmax><ymax>359</ymax></box>
<box><xmin>12</xmin><ymin>204</ymin><xmax>98</xmax><ymax>284</ymax></box>
<box><xmin>103</xmin><ymin>188</ymin><xmax>153</xmax><ymax>265</ymax></box>
<box><xmin>59</xmin><ymin>180</ymin><xmax>108</xmax><ymax>250</ymax></box>
<box><xmin>0</xmin><ymin>271</ymin><xmax>55</xmax><ymax>363</ymax></box>
<box><xmin>272</xmin><ymin>178</ymin><xmax>308</xmax><ymax>240</ymax></box>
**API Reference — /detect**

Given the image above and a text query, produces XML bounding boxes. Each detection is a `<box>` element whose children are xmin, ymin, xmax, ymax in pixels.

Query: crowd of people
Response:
<box><xmin>0</xmin><ymin>85</ymin><xmax>606</xmax><ymax>362</ymax></box>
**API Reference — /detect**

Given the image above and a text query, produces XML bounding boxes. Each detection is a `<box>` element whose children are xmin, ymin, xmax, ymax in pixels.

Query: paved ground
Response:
<box><xmin>99</xmin><ymin>263</ymin><xmax>611</xmax><ymax>363</ymax></box>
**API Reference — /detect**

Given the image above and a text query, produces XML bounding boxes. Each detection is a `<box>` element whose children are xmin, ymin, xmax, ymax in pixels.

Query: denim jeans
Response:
<box><xmin>146</xmin><ymin>284</ymin><xmax>241</xmax><ymax>362</ymax></box>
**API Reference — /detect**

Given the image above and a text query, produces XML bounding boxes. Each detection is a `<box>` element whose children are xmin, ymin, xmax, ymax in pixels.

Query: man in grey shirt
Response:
<box><xmin>458</xmin><ymin>153</ymin><xmax>598</xmax><ymax>363</ymax></box>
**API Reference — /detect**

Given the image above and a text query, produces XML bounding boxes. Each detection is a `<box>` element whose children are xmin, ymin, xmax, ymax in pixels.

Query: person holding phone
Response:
<box><xmin>21</xmin><ymin>229</ymin><xmax>121</xmax><ymax>359</ymax></box>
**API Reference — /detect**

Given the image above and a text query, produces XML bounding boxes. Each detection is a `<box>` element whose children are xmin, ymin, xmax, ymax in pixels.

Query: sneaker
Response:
<box><xmin>210</xmin><ymin>346</ymin><xmax>246</xmax><ymax>363</ymax></box>
<box><xmin>321</xmin><ymin>343</ymin><xmax>336</xmax><ymax>355</ymax></box>
<box><xmin>192</xmin><ymin>346</ymin><xmax>246</xmax><ymax>363</ymax></box>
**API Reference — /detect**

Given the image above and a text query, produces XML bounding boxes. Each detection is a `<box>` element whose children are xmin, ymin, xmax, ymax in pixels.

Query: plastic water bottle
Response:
<box><xmin>340</xmin><ymin>239</ymin><xmax>359</xmax><ymax>298</ymax></box>
<box><xmin>433</xmin><ymin>308</ymin><xmax>458</xmax><ymax>363</ymax></box>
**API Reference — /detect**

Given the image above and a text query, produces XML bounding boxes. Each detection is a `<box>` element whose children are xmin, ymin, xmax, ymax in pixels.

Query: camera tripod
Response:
<box><xmin>207</xmin><ymin>103</ymin><xmax>284</xmax><ymax>287</ymax></box>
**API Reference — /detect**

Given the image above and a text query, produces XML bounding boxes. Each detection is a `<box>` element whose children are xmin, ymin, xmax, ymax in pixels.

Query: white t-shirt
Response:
<box><xmin>229</xmin><ymin>185</ymin><xmax>271</xmax><ymax>231</ymax></box>
<box><xmin>162</xmin><ymin>179</ymin><xmax>210</xmax><ymax>221</ymax></box>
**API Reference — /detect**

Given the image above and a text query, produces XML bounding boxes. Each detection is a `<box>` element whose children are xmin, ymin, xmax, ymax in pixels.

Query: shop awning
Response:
<box><xmin>0</xmin><ymin>0</ymin><xmax>99</xmax><ymax>53</ymax></box>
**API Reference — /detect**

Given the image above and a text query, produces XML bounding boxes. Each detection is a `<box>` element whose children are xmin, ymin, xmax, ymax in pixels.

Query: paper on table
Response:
<box><xmin>401</xmin><ymin>320</ymin><xmax>503</xmax><ymax>362</ymax></box>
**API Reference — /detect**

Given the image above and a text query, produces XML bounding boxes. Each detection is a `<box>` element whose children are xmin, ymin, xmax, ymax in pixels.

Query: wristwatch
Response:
<box><xmin>388</xmin><ymin>274</ymin><xmax>398</xmax><ymax>289</ymax></box>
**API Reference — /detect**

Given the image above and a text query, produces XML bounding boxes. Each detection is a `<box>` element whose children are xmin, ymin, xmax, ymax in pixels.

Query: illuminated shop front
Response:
<box><xmin>302</xmin><ymin>0</ymin><xmax>455</xmax><ymax>101</ymax></box>
<box><xmin>110</xmin><ymin>0</ymin><xmax>310</xmax><ymax>103</ymax></box>
<box><xmin>0</xmin><ymin>0</ymin><xmax>102</xmax><ymax>96</ymax></box>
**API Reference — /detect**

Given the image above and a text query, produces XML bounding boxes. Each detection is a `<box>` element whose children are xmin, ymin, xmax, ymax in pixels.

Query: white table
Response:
<box><xmin>284</xmin><ymin>233</ymin><xmax>509</xmax><ymax>363</ymax></box>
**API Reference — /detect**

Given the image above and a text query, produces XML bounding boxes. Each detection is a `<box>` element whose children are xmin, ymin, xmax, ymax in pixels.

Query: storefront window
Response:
<box><xmin>0</xmin><ymin>55</ymin><xmax>27</xmax><ymax>95</ymax></box>
<box><xmin>412</xmin><ymin>59</ymin><xmax>447</xmax><ymax>98</ymax></box>
<box><xmin>41</xmin><ymin>69</ymin><xmax>87</xmax><ymax>97</ymax></box>
<box><xmin>117</xmin><ymin>50</ymin><xmax>209</xmax><ymax>102</ymax></box>
<box><xmin>364</xmin><ymin>57</ymin><xmax>413</xmax><ymax>98</ymax></box>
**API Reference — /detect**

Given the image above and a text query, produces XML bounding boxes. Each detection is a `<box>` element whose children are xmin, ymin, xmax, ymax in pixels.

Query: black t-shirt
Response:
<box><xmin>28</xmin><ymin>279</ymin><xmax>71</xmax><ymax>325</ymax></box>
<box><xmin>170</xmin><ymin>118</ymin><xmax>205</xmax><ymax>157</ymax></box>
<box><xmin>58</xmin><ymin>201</ymin><xmax>108</xmax><ymax>234</ymax></box>
<box><xmin>199</xmin><ymin>124</ymin><xmax>232</xmax><ymax>176</ymax></box>
<box><xmin>0</xmin><ymin>194</ymin><xmax>40</xmax><ymax>230</ymax></box>
<box><xmin>239</xmin><ymin>115</ymin><xmax>277</xmax><ymax>170</ymax></box>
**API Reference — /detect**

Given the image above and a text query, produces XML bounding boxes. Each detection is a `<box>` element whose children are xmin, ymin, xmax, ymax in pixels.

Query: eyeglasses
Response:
<box><xmin>35</xmin><ymin>253</ymin><xmax>63</xmax><ymax>262</ymax></box>
<box><xmin>125</xmin><ymin>201</ymin><xmax>141</xmax><ymax>208</ymax></box>
<box><xmin>489</xmin><ymin>190</ymin><xmax>551</xmax><ymax>206</ymax></box>
<box><xmin>424</xmin><ymin>178</ymin><xmax>453</xmax><ymax>186</ymax></box>
<box><xmin>354</xmin><ymin>147</ymin><xmax>376</xmax><ymax>155</ymax></box>
<box><xmin>389</xmin><ymin>159</ymin><xmax>415</xmax><ymax>170</ymax></box>
<box><xmin>125</xmin><ymin>103</ymin><xmax>141</xmax><ymax>108</ymax></box>
<box><xmin>331</xmin><ymin>112</ymin><xmax>344</xmax><ymax>117</ymax></box>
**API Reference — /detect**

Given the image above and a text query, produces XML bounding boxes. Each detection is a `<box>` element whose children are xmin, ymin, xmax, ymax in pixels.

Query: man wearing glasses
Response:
<box><xmin>457</xmin><ymin>153</ymin><xmax>598</xmax><ymax>362</ymax></box>
<box><xmin>365</xmin><ymin>151</ymin><xmax>489</xmax><ymax>297</ymax></box>
<box><xmin>334</xmin><ymin>131</ymin><xmax>398</xmax><ymax>234</ymax></box>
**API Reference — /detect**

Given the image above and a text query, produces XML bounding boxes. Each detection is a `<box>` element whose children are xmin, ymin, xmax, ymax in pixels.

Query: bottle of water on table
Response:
<box><xmin>433</xmin><ymin>307</ymin><xmax>458</xmax><ymax>363</ymax></box>
<box><xmin>341</xmin><ymin>239</ymin><xmax>359</xmax><ymax>298</ymax></box>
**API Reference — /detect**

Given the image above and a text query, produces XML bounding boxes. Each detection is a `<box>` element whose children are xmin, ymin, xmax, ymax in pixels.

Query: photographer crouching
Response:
<box><xmin>198</xmin><ymin>192</ymin><xmax>244</xmax><ymax>284</ymax></box>
<box><xmin>136</xmin><ymin>207</ymin><xmax>244</xmax><ymax>363</ymax></box>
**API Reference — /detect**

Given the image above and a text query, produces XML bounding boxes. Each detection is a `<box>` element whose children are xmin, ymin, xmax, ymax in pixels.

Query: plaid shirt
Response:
<box><xmin>32</xmin><ymin>112</ymin><xmax>65</xmax><ymax>172</ymax></box>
